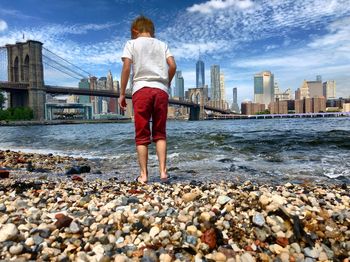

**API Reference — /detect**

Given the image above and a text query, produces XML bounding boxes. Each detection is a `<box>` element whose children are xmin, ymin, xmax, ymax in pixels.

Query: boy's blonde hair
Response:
<box><xmin>131</xmin><ymin>15</ymin><xmax>155</xmax><ymax>39</ymax></box>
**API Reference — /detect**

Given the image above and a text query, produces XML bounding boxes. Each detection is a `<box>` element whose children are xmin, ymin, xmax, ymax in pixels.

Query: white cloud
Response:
<box><xmin>187</xmin><ymin>0</ymin><xmax>254</xmax><ymax>14</ymax></box>
<box><xmin>0</xmin><ymin>20</ymin><xmax>8</xmax><ymax>32</ymax></box>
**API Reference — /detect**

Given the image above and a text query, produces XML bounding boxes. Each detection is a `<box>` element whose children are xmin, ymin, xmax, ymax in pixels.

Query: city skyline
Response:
<box><xmin>0</xmin><ymin>0</ymin><xmax>349</xmax><ymax>105</ymax></box>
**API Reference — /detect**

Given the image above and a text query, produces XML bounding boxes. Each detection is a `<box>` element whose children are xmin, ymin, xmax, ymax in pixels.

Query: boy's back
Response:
<box><xmin>122</xmin><ymin>36</ymin><xmax>172</xmax><ymax>95</ymax></box>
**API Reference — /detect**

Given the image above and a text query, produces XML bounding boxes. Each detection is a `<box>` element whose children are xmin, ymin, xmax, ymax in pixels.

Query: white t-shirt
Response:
<box><xmin>121</xmin><ymin>37</ymin><xmax>173</xmax><ymax>95</ymax></box>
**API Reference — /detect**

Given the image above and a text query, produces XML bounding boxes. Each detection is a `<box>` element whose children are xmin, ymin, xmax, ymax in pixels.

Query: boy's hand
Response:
<box><xmin>118</xmin><ymin>95</ymin><xmax>127</xmax><ymax>111</ymax></box>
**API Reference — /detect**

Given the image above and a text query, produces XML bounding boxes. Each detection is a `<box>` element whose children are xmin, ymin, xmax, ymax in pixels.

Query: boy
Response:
<box><xmin>118</xmin><ymin>15</ymin><xmax>177</xmax><ymax>184</ymax></box>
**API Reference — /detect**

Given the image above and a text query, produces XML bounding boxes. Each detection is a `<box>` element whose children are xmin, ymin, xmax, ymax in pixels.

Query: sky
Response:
<box><xmin>0</xmin><ymin>0</ymin><xmax>349</xmax><ymax>105</ymax></box>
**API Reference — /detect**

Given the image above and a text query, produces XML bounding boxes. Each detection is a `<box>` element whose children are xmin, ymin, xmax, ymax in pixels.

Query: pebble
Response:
<box><xmin>182</xmin><ymin>192</ymin><xmax>199</xmax><ymax>203</ymax></box>
<box><xmin>252</xmin><ymin>212</ymin><xmax>265</xmax><ymax>226</ymax></box>
<box><xmin>9</xmin><ymin>243</ymin><xmax>23</xmax><ymax>255</ymax></box>
<box><xmin>149</xmin><ymin>226</ymin><xmax>160</xmax><ymax>238</ymax></box>
<box><xmin>0</xmin><ymin>223</ymin><xmax>18</xmax><ymax>242</ymax></box>
<box><xmin>0</xmin><ymin>150</ymin><xmax>349</xmax><ymax>261</ymax></box>
<box><xmin>217</xmin><ymin>195</ymin><xmax>231</xmax><ymax>205</ymax></box>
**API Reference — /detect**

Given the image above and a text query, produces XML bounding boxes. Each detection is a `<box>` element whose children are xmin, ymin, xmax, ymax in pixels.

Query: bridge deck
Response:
<box><xmin>0</xmin><ymin>81</ymin><xmax>232</xmax><ymax>114</ymax></box>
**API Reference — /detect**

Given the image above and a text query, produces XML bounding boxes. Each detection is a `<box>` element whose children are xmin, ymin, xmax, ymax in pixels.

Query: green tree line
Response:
<box><xmin>0</xmin><ymin>107</ymin><xmax>34</xmax><ymax>121</ymax></box>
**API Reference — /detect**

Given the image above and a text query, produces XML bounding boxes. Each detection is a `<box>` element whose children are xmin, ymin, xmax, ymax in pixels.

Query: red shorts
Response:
<box><xmin>132</xmin><ymin>87</ymin><xmax>168</xmax><ymax>145</ymax></box>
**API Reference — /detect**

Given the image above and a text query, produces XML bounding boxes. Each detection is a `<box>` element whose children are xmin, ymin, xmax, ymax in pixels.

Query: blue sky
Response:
<box><xmin>0</xmin><ymin>0</ymin><xmax>349</xmax><ymax>105</ymax></box>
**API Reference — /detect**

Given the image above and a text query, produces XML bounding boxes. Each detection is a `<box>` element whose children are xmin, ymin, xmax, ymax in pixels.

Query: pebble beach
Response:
<box><xmin>0</xmin><ymin>150</ymin><xmax>349</xmax><ymax>261</ymax></box>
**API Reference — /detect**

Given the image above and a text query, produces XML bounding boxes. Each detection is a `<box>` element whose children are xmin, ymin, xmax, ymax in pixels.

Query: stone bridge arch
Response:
<box><xmin>187</xmin><ymin>87</ymin><xmax>208</xmax><ymax>120</ymax></box>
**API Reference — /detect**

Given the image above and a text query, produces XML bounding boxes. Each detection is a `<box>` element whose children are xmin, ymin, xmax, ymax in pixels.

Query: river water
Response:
<box><xmin>0</xmin><ymin>118</ymin><xmax>349</xmax><ymax>184</ymax></box>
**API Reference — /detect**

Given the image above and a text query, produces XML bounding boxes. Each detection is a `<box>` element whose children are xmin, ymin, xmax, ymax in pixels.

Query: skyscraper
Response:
<box><xmin>220</xmin><ymin>73</ymin><xmax>225</xmax><ymax>101</ymax></box>
<box><xmin>254</xmin><ymin>71</ymin><xmax>274</xmax><ymax>108</ymax></box>
<box><xmin>97</xmin><ymin>77</ymin><xmax>107</xmax><ymax>114</ymax></box>
<box><xmin>196</xmin><ymin>59</ymin><xmax>205</xmax><ymax>88</ymax></box>
<box><xmin>210</xmin><ymin>65</ymin><xmax>220</xmax><ymax>101</ymax></box>
<box><xmin>174</xmin><ymin>71</ymin><xmax>184</xmax><ymax>99</ymax></box>
<box><xmin>323</xmin><ymin>80</ymin><xmax>336</xmax><ymax>99</ymax></box>
<box><xmin>78</xmin><ymin>78</ymin><xmax>90</xmax><ymax>104</ymax></box>
<box><xmin>231</xmin><ymin>87</ymin><xmax>239</xmax><ymax>113</ymax></box>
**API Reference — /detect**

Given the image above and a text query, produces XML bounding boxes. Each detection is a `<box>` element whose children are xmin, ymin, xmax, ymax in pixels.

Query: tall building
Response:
<box><xmin>254</xmin><ymin>71</ymin><xmax>274</xmax><ymax>108</ymax></box>
<box><xmin>196</xmin><ymin>59</ymin><xmax>205</xmax><ymax>88</ymax></box>
<box><xmin>295</xmin><ymin>80</ymin><xmax>310</xmax><ymax>100</ymax></box>
<box><xmin>97</xmin><ymin>77</ymin><xmax>107</xmax><ymax>114</ymax></box>
<box><xmin>174</xmin><ymin>71</ymin><xmax>184</xmax><ymax>99</ymax></box>
<box><xmin>307</xmin><ymin>80</ymin><xmax>323</xmax><ymax>98</ymax></box>
<box><xmin>78</xmin><ymin>78</ymin><xmax>90</xmax><ymax>104</ymax></box>
<box><xmin>231</xmin><ymin>87</ymin><xmax>239</xmax><ymax>113</ymax></box>
<box><xmin>89</xmin><ymin>76</ymin><xmax>98</xmax><ymax>115</ymax></box>
<box><xmin>220</xmin><ymin>73</ymin><xmax>225</xmax><ymax>101</ymax></box>
<box><xmin>106</xmin><ymin>70</ymin><xmax>117</xmax><ymax>113</ymax></box>
<box><xmin>210</xmin><ymin>65</ymin><xmax>220</xmax><ymax>101</ymax></box>
<box><xmin>323</xmin><ymin>80</ymin><xmax>336</xmax><ymax>99</ymax></box>
<box><xmin>113</xmin><ymin>76</ymin><xmax>120</xmax><ymax>114</ymax></box>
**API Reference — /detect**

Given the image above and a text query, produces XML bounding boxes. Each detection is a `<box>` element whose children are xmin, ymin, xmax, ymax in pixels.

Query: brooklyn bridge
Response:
<box><xmin>0</xmin><ymin>40</ymin><xmax>233</xmax><ymax>121</ymax></box>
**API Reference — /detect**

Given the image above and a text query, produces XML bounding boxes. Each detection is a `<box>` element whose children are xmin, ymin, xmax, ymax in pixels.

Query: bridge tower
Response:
<box><xmin>188</xmin><ymin>87</ymin><xmax>207</xmax><ymax>120</ymax></box>
<box><xmin>6</xmin><ymin>40</ymin><xmax>45</xmax><ymax>120</ymax></box>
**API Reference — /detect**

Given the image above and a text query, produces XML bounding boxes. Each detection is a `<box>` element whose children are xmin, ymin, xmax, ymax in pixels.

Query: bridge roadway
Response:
<box><xmin>0</xmin><ymin>81</ymin><xmax>231</xmax><ymax>114</ymax></box>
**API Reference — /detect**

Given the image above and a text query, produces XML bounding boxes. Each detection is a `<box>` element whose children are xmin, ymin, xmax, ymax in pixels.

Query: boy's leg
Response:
<box><xmin>132</xmin><ymin>88</ymin><xmax>153</xmax><ymax>182</ymax></box>
<box><xmin>155</xmin><ymin>139</ymin><xmax>167</xmax><ymax>179</ymax></box>
<box><xmin>151</xmin><ymin>89</ymin><xmax>169</xmax><ymax>179</ymax></box>
<box><xmin>136</xmin><ymin>144</ymin><xmax>148</xmax><ymax>182</ymax></box>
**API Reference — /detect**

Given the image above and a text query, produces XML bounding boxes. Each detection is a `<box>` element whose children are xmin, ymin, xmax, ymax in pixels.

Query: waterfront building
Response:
<box><xmin>231</xmin><ymin>87</ymin><xmax>240</xmax><ymax>113</ymax></box>
<box><xmin>174</xmin><ymin>71</ymin><xmax>184</xmax><ymax>99</ymax></box>
<box><xmin>78</xmin><ymin>78</ymin><xmax>90</xmax><ymax>104</ymax></box>
<box><xmin>253</xmin><ymin>71</ymin><xmax>274</xmax><ymax>108</ymax></box>
<box><xmin>295</xmin><ymin>97</ymin><xmax>326</xmax><ymax>113</ymax></box>
<box><xmin>241</xmin><ymin>101</ymin><xmax>265</xmax><ymax>115</ymax></box>
<box><xmin>323</xmin><ymin>80</ymin><xmax>336</xmax><ymax>99</ymax></box>
<box><xmin>269</xmin><ymin>99</ymin><xmax>288</xmax><ymax>114</ymax></box>
<box><xmin>343</xmin><ymin>103</ymin><xmax>350</xmax><ymax>112</ymax></box>
<box><xmin>196</xmin><ymin>59</ymin><xmax>205</xmax><ymax>88</ymax></box>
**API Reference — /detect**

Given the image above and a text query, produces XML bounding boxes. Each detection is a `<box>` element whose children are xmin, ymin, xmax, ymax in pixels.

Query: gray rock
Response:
<box><xmin>0</xmin><ymin>203</ymin><xmax>6</xmax><ymax>212</ymax></box>
<box><xmin>304</xmin><ymin>247</ymin><xmax>319</xmax><ymax>258</ymax></box>
<box><xmin>69</xmin><ymin>221</ymin><xmax>81</xmax><ymax>234</ymax></box>
<box><xmin>254</xmin><ymin>228</ymin><xmax>267</xmax><ymax>242</ymax></box>
<box><xmin>0</xmin><ymin>223</ymin><xmax>19</xmax><ymax>242</ymax></box>
<box><xmin>321</xmin><ymin>244</ymin><xmax>334</xmax><ymax>260</ymax></box>
<box><xmin>253</xmin><ymin>213</ymin><xmax>265</xmax><ymax>226</ymax></box>
<box><xmin>127</xmin><ymin>196</ymin><xmax>140</xmax><ymax>204</ymax></box>
<box><xmin>9</xmin><ymin>243</ymin><xmax>23</xmax><ymax>255</ymax></box>
<box><xmin>186</xmin><ymin>235</ymin><xmax>197</xmax><ymax>245</ymax></box>
<box><xmin>217</xmin><ymin>195</ymin><xmax>231</xmax><ymax>205</ymax></box>
<box><xmin>33</xmin><ymin>234</ymin><xmax>44</xmax><ymax>245</ymax></box>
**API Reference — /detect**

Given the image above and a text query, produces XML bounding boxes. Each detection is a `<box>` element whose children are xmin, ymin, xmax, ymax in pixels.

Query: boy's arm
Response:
<box><xmin>118</xmin><ymin>58</ymin><xmax>132</xmax><ymax>111</ymax></box>
<box><xmin>167</xmin><ymin>56</ymin><xmax>177</xmax><ymax>88</ymax></box>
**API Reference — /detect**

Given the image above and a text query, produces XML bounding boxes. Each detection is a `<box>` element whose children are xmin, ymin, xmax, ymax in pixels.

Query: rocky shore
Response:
<box><xmin>0</xmin><ymin>150</ymin><xmax>350</xmax><ymax>261</ymax></box>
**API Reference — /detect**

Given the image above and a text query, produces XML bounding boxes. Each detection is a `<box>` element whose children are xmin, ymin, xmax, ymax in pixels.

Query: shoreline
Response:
<box><xmin>0</xmin><ymin>149</ymin><xmax>350</xmax><ymax>260</ymax></box>
<box><xmin>0</xmin><ymin>118</ymin><xmax>131</xmax><ymax>126</ymax></box>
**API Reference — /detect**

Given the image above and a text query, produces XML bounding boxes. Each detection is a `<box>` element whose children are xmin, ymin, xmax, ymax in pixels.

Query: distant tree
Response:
<box><xmin>0</xmin><ymin>107</ymin><xmax>33</xmax><ymax>121</ymax></box>
<box><xmin>0</xmin><ymin>92</ymin><xmax>6</xmax><ymax>110</ymax></box>
<box><xmin>256</xmin><ymin>109</ymin><xmax>270</xmax><ymax>115</ymax></box>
